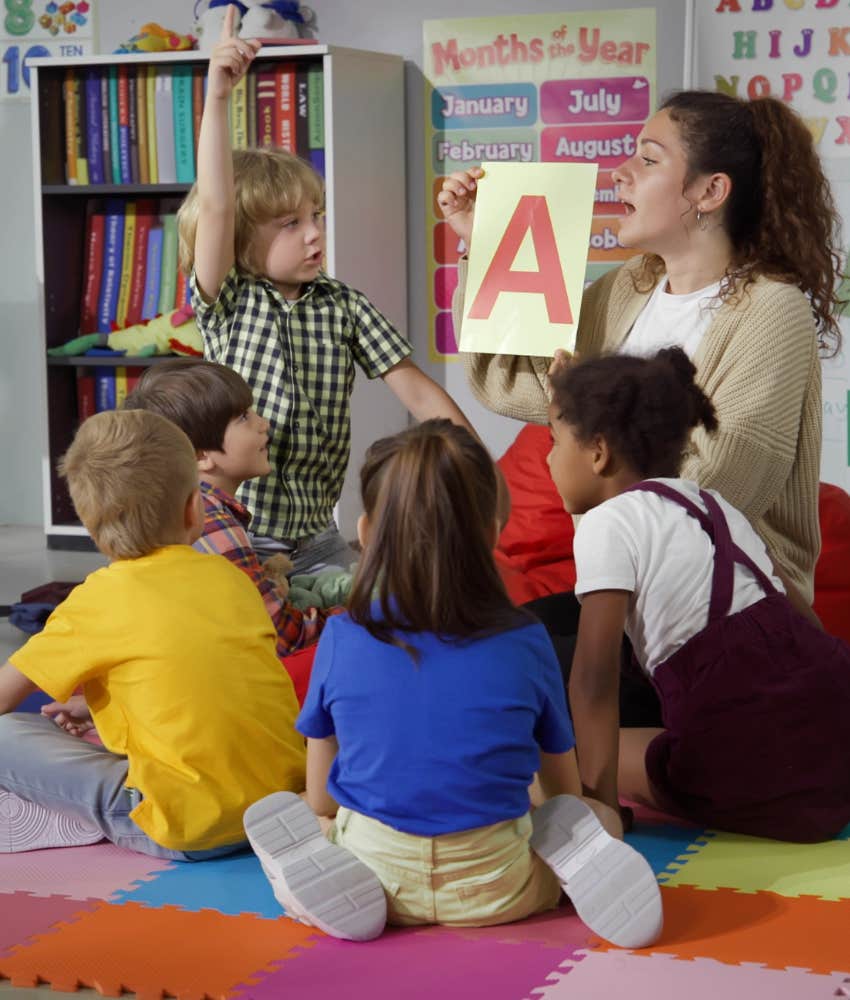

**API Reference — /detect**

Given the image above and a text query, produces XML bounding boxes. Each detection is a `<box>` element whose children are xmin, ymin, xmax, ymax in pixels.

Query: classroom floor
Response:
<box><xmin>0</xmin><ymin>525</ymin><xmax>107</xmax><ymax>999</ymax></box>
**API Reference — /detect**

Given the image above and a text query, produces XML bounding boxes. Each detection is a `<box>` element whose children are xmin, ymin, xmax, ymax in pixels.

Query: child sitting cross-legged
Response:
<box><xmin>124</xmin><ymin>359</ymin><xmax>336</xmax><ymax>687</ymax></box>
<box><xmin>242</xmin><ymin>420</ymin><xmax>663</xmax><ymax>948</ymax></box>
<box><xmin>0</xmin><ymin>409</ymin><xmax>306</xmax><ymax>857</ymax></box>
<box><xmin>548</xmin><ymin>348</ymin><xmax>850</xmax><ymax>843</ymax></box>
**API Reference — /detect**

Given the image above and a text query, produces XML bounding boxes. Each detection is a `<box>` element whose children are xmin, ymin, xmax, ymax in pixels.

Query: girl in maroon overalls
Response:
<box><xmin>547</xmin><ymin>347</ymin><xmax>850</xmax><ymax>843</ymax></box>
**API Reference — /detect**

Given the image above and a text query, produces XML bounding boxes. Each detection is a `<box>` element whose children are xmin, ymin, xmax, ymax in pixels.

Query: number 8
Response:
<box><xmin>5</xmin><ymin>0</ymin><xmax>35</xmax><ymax>36</ymax></box>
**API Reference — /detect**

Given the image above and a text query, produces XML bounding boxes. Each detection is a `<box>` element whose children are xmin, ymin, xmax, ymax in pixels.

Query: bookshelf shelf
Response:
<box><xmin>30</xmin><ymin>46</ymin><xmax>407</xmax><ymax>546</ymax></box>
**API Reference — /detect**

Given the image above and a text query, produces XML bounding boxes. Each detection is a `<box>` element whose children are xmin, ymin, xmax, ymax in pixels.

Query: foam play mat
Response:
<box><xmin>1</xmin><ymin>805</ymin><xmax>849</xmax><ymax>999</ymax></box>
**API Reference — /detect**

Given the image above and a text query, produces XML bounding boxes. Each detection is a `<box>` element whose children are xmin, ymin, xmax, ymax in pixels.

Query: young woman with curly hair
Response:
<box><xmin>439</xmin><ymin>90</ymin><xmax>844</xmax><ymax>724</ymax></box>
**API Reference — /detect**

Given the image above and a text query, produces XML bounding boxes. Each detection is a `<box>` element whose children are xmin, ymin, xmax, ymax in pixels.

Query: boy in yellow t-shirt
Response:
<box><xmin>0</xmin><ymin>409</ymin><xmax>305</xmax><ymax>859</ymax></box>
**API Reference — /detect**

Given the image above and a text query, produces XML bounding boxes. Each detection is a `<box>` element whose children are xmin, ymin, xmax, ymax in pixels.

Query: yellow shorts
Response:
<box><xmin>329</xmin><ymin>807</ymin><xmax>561</xmax><ymax>927</ymax></box>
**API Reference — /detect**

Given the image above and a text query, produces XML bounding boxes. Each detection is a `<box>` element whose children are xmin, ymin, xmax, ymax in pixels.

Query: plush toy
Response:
<box><xmin>194</xmin><ymin>0</ymin><xmax>316</xmax><ymax>53</ymax></box>
<box><xmin>48</xmin><ymin>305</ymin><xmax>204</xmax><ymax>359</ymax></box>
<box><xmin>114</xmin><ymin>22</ymin><xmax>197</xmax><ymax>53</ymax></box>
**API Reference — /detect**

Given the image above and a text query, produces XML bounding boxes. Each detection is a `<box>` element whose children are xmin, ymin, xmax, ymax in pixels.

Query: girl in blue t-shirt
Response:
<box><xmin>244</xmin><ymin>419</ymin><xmax>661</xmax><ymax>946</ymax></box>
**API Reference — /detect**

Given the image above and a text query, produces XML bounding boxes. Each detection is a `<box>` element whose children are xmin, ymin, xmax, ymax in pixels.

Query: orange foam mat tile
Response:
<box><xmin>591</xmin><ymin>885</ymin><xmax>850</xmax><ymax>975</ymax></box>
<box><xmin>0</xmin><ymin>899</ymin><xmax>321</xmax><ymax>999</ymax></box>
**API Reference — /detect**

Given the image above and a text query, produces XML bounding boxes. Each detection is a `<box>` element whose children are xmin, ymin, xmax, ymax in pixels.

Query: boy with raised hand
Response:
<box><xmin>178</xmin><ymin>5</ymin><xmax>479</xmax><ymax>574</ymax></box>
<box><xmin>0</xmin><ymin>409</ymin><xmax>305</xmax><ymax>857</ymax></box>
<box><xmin>124</xmin><ymin>359</ymin><xmax>334</xmax><ymax>700</ymax></box>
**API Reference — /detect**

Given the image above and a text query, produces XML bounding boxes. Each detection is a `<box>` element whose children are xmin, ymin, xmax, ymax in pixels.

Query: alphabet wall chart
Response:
<box><xmin>695</xmin><ymin>0</ymin><xmax>850</xmax><ymax>485</ymax></box>
<box><xmin>423</xmin><ymin>9</ymin><xmax>657</xmax><ymax>361</ymax></box>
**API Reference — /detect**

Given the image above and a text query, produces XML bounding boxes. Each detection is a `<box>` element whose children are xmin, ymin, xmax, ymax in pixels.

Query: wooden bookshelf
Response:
<box><xmin>29</xmin><ymin>46</ymin><xmax>408</xmax><ymax>548</ymax></box>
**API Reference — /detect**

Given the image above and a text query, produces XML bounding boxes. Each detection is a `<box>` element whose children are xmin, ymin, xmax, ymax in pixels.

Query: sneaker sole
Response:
<box><xmin>244</xmin><ymin>792</ymin><xmax>386</xmax><ymax>942</ymax></box>
<box><xmin>530</xmin><ymin>795</ymin><xmax>662</xmax><ymax>949</ymax></box>
<box><xmin>0</xmin><ymin>792</ymin><xmax>103</xmax><ymax>853</ymax></box>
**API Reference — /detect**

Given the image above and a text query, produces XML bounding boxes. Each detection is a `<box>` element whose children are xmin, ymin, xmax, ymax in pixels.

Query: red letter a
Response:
<box><xmin>467</xmin><ymin>195</ymin><xmax>572</xmax><ymax>324</ymax></box>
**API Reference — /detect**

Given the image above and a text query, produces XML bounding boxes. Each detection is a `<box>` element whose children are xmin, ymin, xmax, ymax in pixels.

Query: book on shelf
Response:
<box><xmin>154</xmin><ymin>69</ymin><xmax>177</xmax><ymax>183</ymax></box>
<box><xmin>231</xmin><ymin>74</ymin><xmax>249</xmax><ymax>149</ymax></box>
<box><xmin>115</xmin><ymin>366</ymin><xmax>144</xmax><ymax>408</ymax></box>
<box><xmin>74</xmin><ymin>72</ymin><xmax>89</xmax><ymax>184</ymax></box>
<box><xmin>115</xmin><ymin>201</ymin><xmax>137</xmax><ymax>328</ymax></box>
<box><xmin>97</xmin><ymin>200</ymin><xmax>125</xmax><ymax>333</ymax></box>
<box><xmin>94</xmin><ymin>369</ymin><xmax>116</xmax><ymax>412</ymax></box>
<box><xmin>142</xmin><ymin>225</ymin><xmax>164</xmax><ymax>321</ymax></box>
<box><xmin>256</xmin><ymin>65</ymin><xmax>277</xmax><ymax>149</ymax></box>
<box><xmin>63</xmin><ymin>69</ymin><xmax>78</xmax><ymax>184</ymax></box>
<box><xmin>247</xmin><ymin>71</ymin><xmax>258</xmax><ymax>149</ymax></box>
<box><xmin>107</xmin><ymin>67</ymin><xmax>121</xmax><ymax>185</ymax></box>
<box><xmin>276</xmin><ymin>62</ymin><xmax>296</xmax><ymax>152</ymax></box>
<box><xmin>80</xmin><ymin>204</ymin><xmax>105</xmax><ymax>334</ymax></box>
<box><xmin>192</xmin><ymin>67</ymin><xmax>205</xmax><ymax>161</ymax></box>
<box><xmin>295</xmin><ymin>64</ymin><xmax>310</xmax><ymax>162</ymax></box>
<box><xmin>126</xmin><ymin>200</ymin><xmax>156</xmax><ymax>327</ymax></box>
<box><xmin>157</xmin><ymin>213</ymin><xmax>179</xmax><ymax>317</ymax></box>
<box><xmin>76</xmin><ymin>371</ymin><xmax>96</xmax><ymax>423</ymax></box>
<box><xmin>84</xmin><ymin>69</ymin><xmax>104</xmax><ymax>185</ymax></box>
<box><xmin>98</xmin><ymin>72</ymin><xmax>113</xmax><ymax>184</ymax></box>
<box><xmin>128</xmin><ymin>71</ymin><xmax>141</xmax><ymax>184</ymax></box>
<box><xmin>136</xmin><ymin>67</ymin><xmax>150</xmax><ymax>184</ymax></box>
<box><xmin>307</xmin><ymin>63</ymin><xmax>324</xmax><ymax>176</ymax></box>
<box><xmin>174</xmin><ymin>268</ymin><xmax>190</xmax><ymax>311</ymax></box>
<box><xmin>145</xmin><ymin>66</ymin><xmax>158</xmax><ymax>184</ymax></box>
<box><xmin>172</xmin><ymin>65</ymin><xmax>195</xmax><ymax>184</ymax></box>
<box><xmin>117</xmin><ymin>65</ymin><xmax>132</xmax><ymax>184</ymax></box>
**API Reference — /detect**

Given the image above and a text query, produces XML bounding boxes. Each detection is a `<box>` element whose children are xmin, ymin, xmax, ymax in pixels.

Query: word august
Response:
<box><xmin>429</xmin><ymin>29</ymin><xmax>650</xmax><ymax>77</ymax></box>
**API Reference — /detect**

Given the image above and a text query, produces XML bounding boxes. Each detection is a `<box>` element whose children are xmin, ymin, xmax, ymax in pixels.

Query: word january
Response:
<box><xmin>441</xmin><ymin>93</ymin><xmax>531</xmax><ymax>119</ymax></box>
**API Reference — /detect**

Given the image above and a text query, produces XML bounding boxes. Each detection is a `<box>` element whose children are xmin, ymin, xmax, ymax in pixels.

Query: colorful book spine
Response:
<box><xmin>80</xmin><ymin>206</ymin><xmax>105</xmax><ymax>334</ymax></box>
<box><xmin>136</xmin><ymin>68</ymin><xmax>149</xmax><ymax>185</ymax></box>
<box><xmin>94</xmin><ymin>369</ymin><xmax>116</xmax><ymax>412</ymax></box>
<box><xmin>230</xmin><ymin>74</ymin><xmax>248</xmax><ymax>150</ymax></box>
<box><xmin>276</xmin><ymin>63</ymin><xmax>295</xmax><ymax>152</ymax></box>
<box><xmin>84</xmin><ymin>69</ymin><xmax>104</xmax><ymax>185</ymax></box>
<box><xmin>127</xmin><ymin>71</ymin><xmax>140</xmax><ymax>183</ymax></box>
<box><xmin>172</xmin><ymin>65</ymin><xmax>195</xmax><ymax>184</ymax></box>
<box><xmin>146</xmin><ymin>66</ymin><xmax>158</xmax><ymax>184</ymax></box>
<box><xmin>99</xmin><ymin>72</ymin><xmax>112</xmax><ymax>184</ymax></box>
<box><xmin>307</xmin><ymin>64</ymin><xmax>324</xmax><ymax>176</ymax></box>
<box><xmin>141</xmin><ymin>225</ymin><xmax>164</xmax><ymax>320</ymax></box>
<box><xmin>76</xmin><ymin>371</ymin><xmax>96</xmax><ymax>423</ymax></box>
<box><xmin>174</xmin><ymin>268</ymin><xmax>189</xmax><ymax>310</ymax></box>
<box><xmin>126</xmin><ymin>200</ymin><xmax>154</xmax><ymax>327</ymax></box>
<box><xmin>115</xmin><ymin>201</ymin><xmax>136</xmax><ymax>328</ymax></box>
<box><xmin>115</xmin><ymin>366</ymin><xmax>128</xmax><ymax>407</ymax></box>
<box><xmin>117</xmin><ymin>66</ymin><xmax>131</xmax><ymax>184</ymax></box>
<box><xmin>256</xmin><ymin>66</ymin><xmax>277</xmax><ymax>149</ymax></box>
<box><xmin>107</xmin><ymin>67</ymin><xmax>121</xmax><ymax>184</ymax></box>
<box><xmin>74</xmin><ymin>72</ymin><xmax>89</xmax><ymax>185</ymax></box>
<box><xmin>125</xmin><ymin>366</ymin><xmax>145</xmax><ymax>396</ymax></box>
<box><xmin>63</xmin><ymin>69</ymin><xmax>78</xmax><ymax>185</ymax></box>
<box><xmin>97</xmin><ymin>200</ymin><xmax>125</xmax><ymax>332</ymax></box>
<box><xmin>295</xmin><ymin>64</ymin><xmax>310</xmax><ymax>158</ymax></box>
<box><xmin>157</xmin><ymin>213</ymin><xmax>178</xmax><ymax>316</ymax></box>
<box><xmin>155</xmin><ymin>70</ymin><xmax>177</xmax><ymax>184</ymax></box>
<box><xmin>192</xmin><ymin>67</ymin><xmax>204</xmax><ymax>161</ymax></box>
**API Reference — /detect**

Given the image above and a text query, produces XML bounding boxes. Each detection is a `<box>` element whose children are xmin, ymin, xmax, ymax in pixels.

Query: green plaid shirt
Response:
<box><xmin>192</xmin><ymin>268</ymin><xmax>411</xmax><ymax>539</ymax></box>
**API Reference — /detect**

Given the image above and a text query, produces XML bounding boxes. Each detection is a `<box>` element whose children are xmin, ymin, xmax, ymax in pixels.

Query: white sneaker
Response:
<box><xmin>244</xmin><ymin>792</ymin><xmax>386</xmax><ymax>942</ymax></box>
<box><xmin>530</xmin><ymin>795</ymin><xmax>663</xmax><ymax>949</ymax></box>
<box><xmin>0</xmin><ymin>791</ymin><xmax>103</xmax><ymax>852</ymax></box>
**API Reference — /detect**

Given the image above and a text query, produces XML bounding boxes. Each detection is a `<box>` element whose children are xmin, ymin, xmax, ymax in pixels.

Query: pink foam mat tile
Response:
<box><xmin>230</xmin><ymin>922</ymin><xmax>585</xmax><ymax>1000</ymax></box>
<box><xmin>0</xmin><ymin>892</ymin><xmax>101</xmax><ymax>958</ymax></box>
<box><xmin>527</xmin><ymin>950</ymin><xmax>850</xmax><ymax>999</ymax></box>
<box><xmin>0</xmin><ymin>843</ymin><xmax>175</xmax><ymax>900</ymax></box>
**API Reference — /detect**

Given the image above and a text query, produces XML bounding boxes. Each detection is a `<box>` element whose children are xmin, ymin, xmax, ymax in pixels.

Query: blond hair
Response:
<box><xmin>58</xmin><ymin>409</ymin><xmax>199</xmax><ymax>560</ymax></box>
<box><xmin>177</xmin><ymin>148</ymin><xmax>325</xmax><ymax>276</ymax></box>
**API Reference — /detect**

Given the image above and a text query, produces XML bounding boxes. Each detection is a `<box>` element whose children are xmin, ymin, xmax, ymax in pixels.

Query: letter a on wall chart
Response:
<box><xmin>460</xmin><ymin>162</ymin><xmax>597</xmax><ymax>356</ymax></box>
<box><xmin>423</xmin><ymin>9</ymin><xmax>656</xmax><ymax>360</ymax></box>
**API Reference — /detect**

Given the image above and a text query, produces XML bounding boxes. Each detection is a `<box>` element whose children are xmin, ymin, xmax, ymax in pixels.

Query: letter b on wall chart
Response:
<box><xmin>423</xmin><ymin>9</ymin><xmax>656</xmax><ymax>360</ymax></box>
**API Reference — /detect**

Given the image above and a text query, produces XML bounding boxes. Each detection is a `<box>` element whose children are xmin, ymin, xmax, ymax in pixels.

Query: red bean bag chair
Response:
<box><xmin>496</xmin><ymin>424</ymin><xmax>850</xmax><ymax>643</ymax></box>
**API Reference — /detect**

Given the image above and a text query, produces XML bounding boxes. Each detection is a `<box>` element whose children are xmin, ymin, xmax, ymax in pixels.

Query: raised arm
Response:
<box><xmin>193</xmin><ymin>4</ymin><xmax>260</xmax><ymax>302</ymax></box>
<box><xmin>0</xmin><ymin>661</ymin><xmax>37</xmax><ymax>715</ymax></box>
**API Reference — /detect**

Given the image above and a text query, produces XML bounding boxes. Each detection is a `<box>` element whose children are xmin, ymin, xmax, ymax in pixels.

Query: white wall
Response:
<box><xmin>0</xmin><ymin>0</ymin><xmax>687</xmax><ymax>525</ymax></box>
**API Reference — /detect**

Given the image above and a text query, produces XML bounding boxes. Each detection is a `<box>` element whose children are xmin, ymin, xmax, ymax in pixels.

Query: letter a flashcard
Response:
<box><xmin>460</xmin><ymin>162</ymin><xmax>597</xmax><ymax>357</ymax></box>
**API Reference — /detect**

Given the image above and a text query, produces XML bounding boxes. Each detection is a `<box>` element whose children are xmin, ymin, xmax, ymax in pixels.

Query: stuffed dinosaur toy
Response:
<box><xmin>48</xmin><ymin>305</ymin><xmax>204</xmax><ymax>359</ymax></box>
<box><xmin>194</xmin><ymin>0</ymin><xmax>316</xmax><ymax>52</ymax></box>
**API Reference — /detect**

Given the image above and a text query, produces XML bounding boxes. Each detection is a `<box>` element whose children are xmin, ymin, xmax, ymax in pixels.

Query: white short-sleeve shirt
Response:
<box><xmin>573</xmin><ymin>479</ymin><xmax>784</xmax><ymax>674</ymax></box>
<box><xmin>623</xmin><ymin>276</ymin><xmax>722</xmax><ymax>360</ymax></box>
